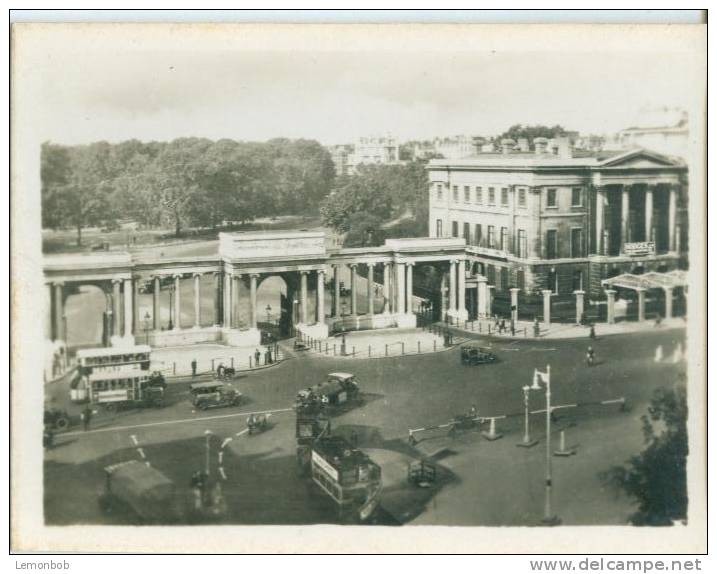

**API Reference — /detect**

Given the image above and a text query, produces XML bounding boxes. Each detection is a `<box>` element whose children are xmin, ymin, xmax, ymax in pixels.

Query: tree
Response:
<box><xmin>41</xmin><ymin>143</ymin><xmax>72</xmax><ymax>230</ymax></box>
<box><xmin>343</xmin><ymin>213</ymin><xmax>387</xmax><ymax>247</ymax></box>
<box><xmin>602</xmin><ymin>385</ymin><xmax>688</xmax><ymax>525</ymax></box>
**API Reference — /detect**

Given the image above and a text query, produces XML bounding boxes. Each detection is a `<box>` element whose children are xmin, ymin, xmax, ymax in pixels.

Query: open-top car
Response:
<box><xmin>294</xmin><ymin>372</ymin><xmax>363</xmax><ymax>412</ymax></box>
<box><xmin>189</xmin><ymin>381</ymin><xmax>243</xmax><ymax>410</ymax></box>
<box><xmin>460</xmin><ymin>345</ymin><xmax>497</xmax><ymax>366</ymax></box>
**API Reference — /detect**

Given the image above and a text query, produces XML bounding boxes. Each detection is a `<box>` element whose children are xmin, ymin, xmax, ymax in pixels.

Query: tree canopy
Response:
<box><xmin>602</xmin><ymin>384</ymin><xmax>688</xmax><ymax>526</ymax></box>
<box><xmin>494</xmin><ymin>124</ymin><xmax>569</xmax><ymax>149</ymax></box>
<box><xmin>41</xmin><ymin>137</ymin><xmax>335</xmax><ymax>243</ymax></box>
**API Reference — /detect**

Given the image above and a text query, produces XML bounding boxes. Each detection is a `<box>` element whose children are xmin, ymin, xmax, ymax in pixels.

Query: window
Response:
<box><xmin>571</xmin><ymin>228</ymin><xmax>583</xmax><ymax>258</ymax></box>
<box><xmin>452</xmin><ymin>186</ymin><xmax>459</xmax><ymax>202</ymax></box>
<box><xmin>488</xmin><ymin>187</ymin><xmax>496</xmax><ymax>205</ymax></box>
<box><xmin>517</xmin><ymin>269</ymin><xmax>525</xmax><ymax>290</ymax></box>
<box><xmin>436</xmin><ymin>183</ymin><xmax>443</xmax><ymax>200</ymax></box>
<box><xmin>451</xmin><ymin>221</ymin><xmax>459</xmax><ymax>238</ymax></box>
<box><xmin>518</xmin><ymin>188</ymin><xmax>527</xmax><ymax>207</ymax></box>
<box><xmin>486</xmin><ymin>264</ymin><xmax>496</xmax><ymax>284</ymax></box>
<box><xmin>463</xmin><ymin>222</ymin><xmax>471</xmax><ymax>243</ymax></box>
<box><xmin>475</xmin><ymin>224</ymin><xmax>482</xmax><ymax>246</ymax></box>
<box><xmin>517</xmin><ymin>229</ymin><xmax>527</xmax><ymax>258</ymax></box>
<box><xmin>464</xmin><ymin>186</ymin><xmax>471</xmax><ymax>203</ymax></box>
<box><xmin>500</xmin><ymin>227</ymin><xmax>508</xmax><ymax>251</ymax></box>
<box><xmin>546</xmin><ymin>229</ymin><xmax>558</xmax><ymax>259</ymax></box>
<box><xmin>571</xmin><ymin>187</ymin><xmax>582</xmax><ymax>207</ymax></box>
<box><xmin>436</xmin><ymin>219</ymin><xmax>443</xmax><ymax>237</ymax></box>
<box><xmin>500</xmin><ymin>268</ymin><xmax>509</xmax><ymax>292</ymax></box>
<box><xmin>487</xmin><ymin>225</ymin><xmax>495</xmax><ymax>248</ymax></box>
<box><xmin>501</xmin><ymin>188</ymin><xmax>509</xmax><ymax>207</ymax></box>
<box><xmin>476</xmin><ymin>186</ymin><xmax>483</xmax><ymax>204</ymax></box>
<box><xmin>547</xmin><ymin>188</ymin><xmax>558</xmax><ymax>208</ymax></box>
<box><xmin>548</xmin><ymin>269</ymin><xmax>559</xmax><ymax>293</ymax></box>
<box><xmin>572</xmin><ymin>269</ymin><xmax>584</xmax><ymax>291</ymax></box>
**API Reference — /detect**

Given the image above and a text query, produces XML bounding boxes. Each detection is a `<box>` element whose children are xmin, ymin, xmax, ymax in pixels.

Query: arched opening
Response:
<box><xmin>63</xmin><ymin>283</ymin><xmax>110</xmax><ymax>350</ymax></box>
<box><xmin>252</xmin><ymin>274</ymin><xmax>296</xmax><ymax>339</ymax></box>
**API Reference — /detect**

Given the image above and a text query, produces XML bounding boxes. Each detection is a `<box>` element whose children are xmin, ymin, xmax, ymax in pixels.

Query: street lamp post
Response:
<box><xmin>168</xmin><ymin>283</ymin><xmax>175</xmax><ymax>331</ymax></box>
<box><xmin>530</xmin><ymin>364</ymin><xmax>560</xmax><ymax>525</ymax></box>
<box><xmin>517</xmin><ymin>385</ymin><xmax>538</xmax><ymax>448</ymax></box>
<box><xmin>265</xmin><ymin>304</ymin><xmax>272</xmax><ymax>325</ymax></box>
<box><xmin>204</xmin><ymin>429</ymin><xmax>213</xmax><ymax>478</ymax></box>
<box><xmin>292</xmin><ymin>299</ymin><xmax>299</xmax><ymax>338</ymax></box>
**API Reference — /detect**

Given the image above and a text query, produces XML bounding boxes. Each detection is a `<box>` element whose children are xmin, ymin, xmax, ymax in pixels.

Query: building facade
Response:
<box><xmin>427</xmin><ymin>139</ymin><xmax>688</xmax><ymax>318</ymax></box>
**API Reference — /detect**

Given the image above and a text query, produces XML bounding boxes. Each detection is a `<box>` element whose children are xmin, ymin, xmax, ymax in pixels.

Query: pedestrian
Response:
<box><xmin>265</xmin><ymin>348</ymin><xmax>271</xmax><ymax>365</ymax></box>
<box><xmin>81</xmin><ymin>406</ymin><xmax>92</xmax><ymax>431</ymax></box>
<box><xmin>510</xmin><ymin>321</ymin><xmax>516</xmax><ymax>336</ymax></box>
<box><xmin>533</xmin><ymin>317</ymin><xmax>540</xmax><ymax>338</ymax></box>
<box><xmin>500</xmin><ymin>319</ymin><xmax>506</xmax><ymax>334</ymax></box>
<box><xmin>191</xmin><ymin>359</ymin><xmax>197</xmax><ymax>377</ymax></box>
<box><xmin>254</xmin><ymin>349</ymin><xmax>261</xmax><ymax>367</ymax></box>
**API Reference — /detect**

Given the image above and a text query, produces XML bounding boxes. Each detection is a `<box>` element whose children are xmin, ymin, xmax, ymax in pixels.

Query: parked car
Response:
<box><xmin>460</xmin><ymin>345</ymin><xmax>497</xmax><ymax>366</ymax></box>
<box><xmin>189</xmin><ymin>381</ymin><xmax>243</xmax><ymax>411</ymax></box>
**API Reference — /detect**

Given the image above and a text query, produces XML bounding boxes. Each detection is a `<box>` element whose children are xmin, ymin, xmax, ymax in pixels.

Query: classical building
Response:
<box><xmin>346</xmin><ymin>135</ymin><xmax>400</xmax><ymax>174</ymax></box>
<box><xmin>427</xmin><ymin>138</ymin><xmax>689</xmax><ymax>320</ymax></box>
<box><xmin>328</xmin><ymin>144</ymin><xmax>354</xmax><ymax>177</ymax></box>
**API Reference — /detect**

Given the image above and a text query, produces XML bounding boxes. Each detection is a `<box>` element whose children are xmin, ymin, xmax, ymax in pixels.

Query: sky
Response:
<box><xmin>19</xmin><ymin>24</ymin><xmax>704</xmax><ymax>146</ymax></box>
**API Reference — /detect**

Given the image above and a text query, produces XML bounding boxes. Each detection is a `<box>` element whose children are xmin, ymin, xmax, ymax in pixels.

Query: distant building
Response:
<box><xmin>328</xmin><ymin>144</ymin><xmax>354</xmax><ymax>177</ymax></box>
<box><xmin>433</xmin><ymin>135</ymin><xmax>480</xmax><ymax>160</ymax></box>
<box><xmin>346</xmin><ymin>135</ymin><xmax>400</xmax><ymax>174</ymax></box>
<box><xmin>427</xmin><ymin>138</ymin><xmax>688</xmax><ymax>314</ymax></box>
<box><xmin>603</xmin><ymin>108</ymin><xmax>689</xmax><ymax>159</ymax></box>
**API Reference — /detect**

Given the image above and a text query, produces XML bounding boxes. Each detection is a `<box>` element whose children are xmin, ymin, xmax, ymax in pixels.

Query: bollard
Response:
<box><xmin>471</xmin><ymin>321</ymin><xmax>475</xmax><ymax>331</ymax></box>
<box><xmin>524</xmin><ymin>327</ymin><xmax>527</xmax><ymax>338</ymax></box>
<box><xmin>173</xmin><ymin>362</ymin><xmax>176</xmax><ymax>375</ymax></box>
<box><xmin>482</xmin><ymin>418</ymin><xmax>503</xmax><ymax>441</ymax></box>
<box><xmin>401</xmin><ymin>342</ymin><xmax>405</xmax><ymax>355</ymax></box>
<box><xmin>368</xmin><ymin>345</ymin><xmax>371</xmax><ymax>358</ymax></box>
<box><xmin>352</xmin><ymin>346</ymin><xmax>355</xmax><ymax>357</ymax></box>
<box><xmin>417</xmin><ymin>341</ymin><xmax>421</xmax><ymax>354</ymax></box>
<box><xmin>488</xmin><ymin>325</ymin><xmax>491</xmax><ymax>335</ymax></box>
<box><xmin>654</xmin><ymin>345</ymin><xmax>663</xmax><ymax>362</ymax></box>
<box><xmin>554</xmin><ymin>430</ymin><xmax>575</xmax><ymax>456</ymax></box>
<box><xmin>231</xmin><ymin>357</ymin><xmax>234</xmax><ymax>368</ymax></box>
<box><xmin>333</xmin><ymin>344</ymin><xmax>336</xmax><ymax>356</ymax></box>
<box><xmin>211</xmin><ymin>359</ymin><xmax>215</xmax><ymax>371</ymax></box>
<box><xmin>385</xmin><ymin>344</ymin><xmax>389</xmax><ymax>357</ymax></box>
<box><xmin>249</xmin><ymin>356</ymin><xmax>252</xmax><ymax>369</ymax></box>
<box><xmin>433</xmin><ymin>340</ymin><xmax>437</xmax><ymax>352</ymax></box>
<box><xmin>325</xmin><ymin>343</ymin><xmax>329</xmax><ymax>355</ymax></box>
<box><xmin>479</xmin><ymin>322</ymin><xmax>482</xmax><ymax>333</ymax></box>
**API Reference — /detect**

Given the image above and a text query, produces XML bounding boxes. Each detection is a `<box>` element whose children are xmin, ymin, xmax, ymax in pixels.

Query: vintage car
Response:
<box><xmin>294</xmin><ymin>372</ymin><xmax>362</xmax><ymax>412</ymax></box>
<box><xmin>189</xmin><ymin>381</ymin><xmax>243</xmax><ymax>410</ymax></box>
<box><xmin>460</xmin><ymin>345</ymin><xmax>497</xmax><ymax>366</ymax></box>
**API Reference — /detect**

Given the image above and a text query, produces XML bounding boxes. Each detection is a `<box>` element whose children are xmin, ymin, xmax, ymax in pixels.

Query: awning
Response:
<box><xmin>601</xmin><ymin>270</ymin><xmax>688</xmax><ymax>291</ymax></box>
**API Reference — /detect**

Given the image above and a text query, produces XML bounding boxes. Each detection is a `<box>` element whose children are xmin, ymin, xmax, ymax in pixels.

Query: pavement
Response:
<box><xmin>44</xmin><ymin>325</ymin><xmax>688</xmax><ymax>526</ymax></box>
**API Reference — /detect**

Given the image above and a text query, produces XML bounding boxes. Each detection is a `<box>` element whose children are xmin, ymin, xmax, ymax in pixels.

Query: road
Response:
<box><xmin>44</xmin><ymin>327</ymin><xmax>687</xmax><ymax>526</ymax></box>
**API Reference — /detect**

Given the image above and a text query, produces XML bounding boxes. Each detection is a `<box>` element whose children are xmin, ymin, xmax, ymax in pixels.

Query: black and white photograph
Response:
<box><xmin>10</xmin><ymin>15</ymin><xmax>707</xmax><ymax>554</ymax></box>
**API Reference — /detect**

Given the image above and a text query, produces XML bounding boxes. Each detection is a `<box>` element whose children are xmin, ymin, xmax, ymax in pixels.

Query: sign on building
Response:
<box><xmin>623</xmin><ymin>242</ymin><xmax>656</xmax><ymax>256</ymax></box>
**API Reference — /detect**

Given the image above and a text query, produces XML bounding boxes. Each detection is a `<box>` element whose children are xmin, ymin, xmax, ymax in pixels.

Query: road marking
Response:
<box><xmin>130</xmin><ymin>435</ymin><xmax>138</xmax><ymax>446</ymax></box>
<box><xmin>221</xmin><ymin>437</ymin><xmax>233</xmax><ymax>449</ymax></box>
<box><xmin>63</xmin><ymin>407</ymin><xmax>294</xmax><ymax>437</ymax></box>
<box><xmin>137</xmin><ymin>447</ymin><xmax>146</xmax><ymax>459</ymax></box>
<box><xmin>530</xmin><ymin>348</ymin><xmax>557</xmax><ymax>352</ymax></box>
<box><xmin>500</xmin><ymin>348</ymin><xmax>521</xmax><ymax>352</ymax></box>
<box><xmin>236</xmin><ymin>428</ymin><xmax>249</xmax><ymax>437</ymax></box>
<box><xmin>218</xmin><ymin>451</ymin><xmax>223</xmax><ymax>464</ymax></box>
<box><xmin>219</xmin><ymin>467</ymin><xmax>227</xmax><ymax>481</ymax></box>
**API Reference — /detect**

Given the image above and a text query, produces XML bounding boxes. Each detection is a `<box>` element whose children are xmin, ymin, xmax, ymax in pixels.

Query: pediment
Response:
<box><xmin>598</xmin><ymin>149</ymin><xmax>684</xmax><ymax>169</ymax></box>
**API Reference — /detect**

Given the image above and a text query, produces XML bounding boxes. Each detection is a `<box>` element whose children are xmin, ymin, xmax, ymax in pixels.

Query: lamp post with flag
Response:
<box><xmin>530</xmin><ymin>364</ymin><xmax>561</xmax><ymax>525</ymax></box>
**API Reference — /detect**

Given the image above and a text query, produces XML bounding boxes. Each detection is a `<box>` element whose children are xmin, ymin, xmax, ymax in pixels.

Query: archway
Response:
<box><xmin>249</xmin><ymin>274</ymin><xmax>303</xmax><ymax>339</ymax></box>
<box><xmin>63</xmin><ymin>283</ymin><xmax>110</xmax><ymax>350</ymax></box>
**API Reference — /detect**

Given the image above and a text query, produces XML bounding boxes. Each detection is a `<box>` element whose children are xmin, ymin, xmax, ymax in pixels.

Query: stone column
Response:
<box><xmin>663</xmin><ymin>286</ymin><xmax>673</xmax><ymax>320</ymax></box>
<box><xmin>316</xmin><ymin>270</ymin><xmax>325</xmax><ymax>324</ymax></box>
<box><xmin>53</xmin><ymin>282</ymin><xmax>64</xmax><ymax>341</ymax></box>
<box><xmin>300</xmin><ymin>271</ymin><xmax>308</xmax><ymax>324</ymax></box>
<box><xmin>668</xmin><ymin>185</ymin><xmax>677</xmax><ymax>251</ymax></box>
<box><xmin>153</xmin><ymin>276</ymin><xmax>160</xmax><ymax>330</ymax></box>
<box><xmin>193</xmin><ymin>273</ymin><xmax>201</xmax><ymax>328</ymax></box>
<box><xmin>510</xmin><ymin>287</ymin><xmax>520</xmax><ymax>324</ymax></box>
<box><xmin>605</xmin><ymin>289</ymin><xmax>616</xmax><ymax>325</ymax></box>
<box><xmin>349</xmin><ymin>264</ymin><xmax>357</xmax><ymax>315</ymax></box>
<box><xmin>542</xmin><ymin>289</ymin><xmax>552</xmax><ymax>326</ymax></box>
<box><xmin>123</xmin><ymin>278</ymin><xmax>133</xmax><ymax>337</ymax></box>
<box><xmin>112</xmin><ymin>279</ymin><xmax>122</xmax><ymax>336</ymax></box>
<box><xmin>383</xmin><ymin>263</ymin><xmax>392</xmax><ymax>314</ymax></box>
<box><xmin>249</xmin><ymin>274</ymin><xmax>258</xmax><ymax>329</ymax></box>
<box><xmin>366</xmin><ymin>264</ymin><xmax>375</xmax><ymax>316</ymax></box>
<box><xmin>448</xmin><ymin>261</ymin><xmax>457</xmax><ymax>313</ymax></box>
<box><xmin>476</xmin><ymin>277</ymin><xmax>488</xmax><ymax>317</ymax></box>
<box><xmin>213</xmin><ymin>272</ymin><xmax>221</xmax><ymax>326</ymax></box>
<box><xmin>486</xmin><ymin>285</ymin><xmax>494</xmax><ymax>318</ymax></box>
<box><xmin>333</xmin><ymin>265</ymin><xmax>340</xmax><ymax>317</ymax></box>
<box><xmin>223</xmin><ymin>272</ymin><xmax>232</xmax><ymax>327</ymax></box>
<box><xmin>637</xmin><ymin>288</ymin><xmax>646</xmax><ymax>323</ymax></box>
<box><xmin>406</xmin><ymin>263</ymin><xmax>414</xmax><ymax>314</ymax></box>
<box><xmin>173</xmin><ymin>275</ymin><xmax>181</xmax><ymax>330</ymax></box>
<box><xmin>621</xmin><ymin>185</ymin><xmax>631</xmax><ymax>248</ymax></box>
<box><xmin>574</xmin><ymin>290</ymin><xmax>585</xmax><ymax>325</ymax></box>
<box><xmin>645</xmin><ymin>186</ymin><xmax>654</xmax><ymax>242</ymax></box>
<box><xmin>457</xmin><ymin>260</ymin><xmax>466</xmax><ymax>316</ymax></box>
<box><xmin>132</xmin><ymin>278</ymin><xmax>140</xmax><ymax>335</ymax></box>
<box><xmin>395</xmin><ymin>262</ymin><xmax>406</xmax><ymax>315</ymax></box>
<box><xmin>232</xmin><ymin>275</ymin><xmax>241</xmax><ymax>328</ymax></box>
<box><xmin>595</xmin><ymin>186</ymin><xmax>606</xmax><ymax>255</ymax></box>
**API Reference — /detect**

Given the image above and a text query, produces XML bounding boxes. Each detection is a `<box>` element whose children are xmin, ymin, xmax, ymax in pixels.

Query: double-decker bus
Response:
<box><xmin>72</xmin><ymin>345</ymin><xmax>153</xmax><ymax>403</ymax></box>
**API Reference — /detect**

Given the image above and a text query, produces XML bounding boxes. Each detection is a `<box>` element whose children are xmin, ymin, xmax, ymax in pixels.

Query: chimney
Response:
<box><xmin>517</xmin><ymin>138</ymin><xmax>530</xmax><ymax>152</ymax></box>
<box><xmin>534</xmin><ymin>137</ymin><xmax>549</xmax><ymax>155</ymax></box>
<box><xmin>555</xmin><ymin>136</ymin><xmax>573</xmax><ymax>159</ymax></box>
<box><xmin>501</xmin><ymin>138</ymin><xmax>516</xmax><ymax>155</ymax></box>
